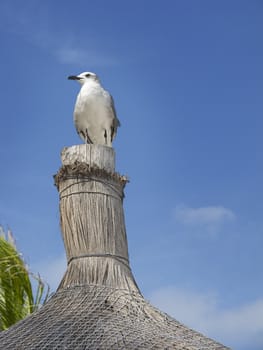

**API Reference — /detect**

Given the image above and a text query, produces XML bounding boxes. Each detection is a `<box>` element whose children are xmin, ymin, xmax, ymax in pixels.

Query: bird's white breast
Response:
<box><xmin>73</xmin><ymin>82</ymin><xmax>115</xmax><ymax>144</ymax></box>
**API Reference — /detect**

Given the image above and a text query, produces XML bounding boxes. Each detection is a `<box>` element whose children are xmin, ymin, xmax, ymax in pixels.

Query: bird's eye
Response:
<box><xmin>85</xmin><ymin>74</ymin><xmax>91</xmax><ymax>78</ymax></box>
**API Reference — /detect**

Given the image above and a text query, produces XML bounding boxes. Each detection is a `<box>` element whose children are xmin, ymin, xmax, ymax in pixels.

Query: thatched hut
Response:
<box><xmin>0</xmin><ymin>144</ymin><xmax>230</xmax><ymax>349</ymax></box>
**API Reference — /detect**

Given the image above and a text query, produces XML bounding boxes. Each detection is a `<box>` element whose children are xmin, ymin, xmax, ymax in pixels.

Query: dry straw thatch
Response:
<box><xmin>0</xmin><ymin>145</ymin><xmax>230</xmax><ymax>349</ymax></box>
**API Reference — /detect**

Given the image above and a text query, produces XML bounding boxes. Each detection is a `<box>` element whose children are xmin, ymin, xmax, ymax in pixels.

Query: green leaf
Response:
<box><xmin>0</xmin><ymin>229</ymin><xmax>49</xmax><ymax>330</ymax></box>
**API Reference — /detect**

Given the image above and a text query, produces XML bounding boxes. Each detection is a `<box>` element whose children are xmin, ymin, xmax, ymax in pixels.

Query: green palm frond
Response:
<box><xmin>0</xmin><ymin>229</ymin><xmax>49</xmax><ymax>330</ymax></box>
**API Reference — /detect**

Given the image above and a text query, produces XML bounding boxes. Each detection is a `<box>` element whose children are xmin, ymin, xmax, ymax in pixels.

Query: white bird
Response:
<box><xmin>68</xmin><ymin>72</ymin><xmax>120</xmax><ymax>147</ymax></box>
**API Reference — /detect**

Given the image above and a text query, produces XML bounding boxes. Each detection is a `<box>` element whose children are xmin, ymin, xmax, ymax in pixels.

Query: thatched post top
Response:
<box><xmin>54</xmin><ymin>144</ymin><xmax>128</xmax><ymax>190</ymax></box>
<box><xmin>61</xmin><ymin>144</ymin><xmax>115</xmax><ymax>172</ymax></box>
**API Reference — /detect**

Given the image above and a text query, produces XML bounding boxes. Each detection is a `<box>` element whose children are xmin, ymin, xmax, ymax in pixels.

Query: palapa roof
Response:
<box><xmin>0</xmin><ymin>284</ymin><xmax>228</xmax><ymax>350</ymax></box>
<box><xmin>0</xmin><ymin>145</ymin><xmax>230</xmax><ymax>349</ymax></box>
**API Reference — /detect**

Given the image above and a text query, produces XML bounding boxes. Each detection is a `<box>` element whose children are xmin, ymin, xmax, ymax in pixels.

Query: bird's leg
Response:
<box><xmin>104</xmin><ymin>129</ymin><xmax>112</xmax><ymax>147</ymax></box>
<box><xmin>85</xmin><ymin>129</ymin><xmax>93</xmax><ymax>144</ymax></box>
<box><xmin>104</xmin><ymin>130</ymin><xmax>108</xmax><ymax>145</ymax></box>
<box><xmin>110</xmin><ymin>126</ymin><xmax>114</xmax><ymax>142</ymax></box>
<box><xmin>79</xmin><ymin>131</ymin><xmax>87</xmax><ymax>143</ymax></box>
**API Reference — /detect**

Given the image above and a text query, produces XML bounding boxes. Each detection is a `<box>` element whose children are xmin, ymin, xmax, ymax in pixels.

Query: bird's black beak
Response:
<box><xmin>68</xmin><ymin>75</ymin><xmax>81</xmax><ymax>80</ymax></box>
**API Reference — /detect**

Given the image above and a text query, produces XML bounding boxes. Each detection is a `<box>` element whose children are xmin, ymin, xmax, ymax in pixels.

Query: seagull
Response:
<box><xmin>68</xmin><ymin>72</ymin><xmax>120</xmax><ymax>147</ymax></box>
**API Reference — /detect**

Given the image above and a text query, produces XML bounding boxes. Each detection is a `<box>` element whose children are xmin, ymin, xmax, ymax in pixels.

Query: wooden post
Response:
<box><xmin>54</xmin><ymin>144</ymin><xmax>139</xmax><ymax>293</ymax></box>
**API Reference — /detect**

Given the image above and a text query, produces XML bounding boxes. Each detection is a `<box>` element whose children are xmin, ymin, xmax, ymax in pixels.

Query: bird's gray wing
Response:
<box><xmin>110</xmin><ymin>95</ymin><xmax>121</xmax><ymax>141</ymax></box>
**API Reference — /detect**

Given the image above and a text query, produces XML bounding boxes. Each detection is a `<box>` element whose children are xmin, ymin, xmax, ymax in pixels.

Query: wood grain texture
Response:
<box><xmin>61</xmin><ymin>144</ymin><xmax>115</xmax><ymax>172</ymax></box>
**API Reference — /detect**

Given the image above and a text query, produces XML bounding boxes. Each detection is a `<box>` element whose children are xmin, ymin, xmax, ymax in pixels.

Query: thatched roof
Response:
<box><xmin>0</xmin><ymin>145</ymin><xmax>230</xmax><ymax>349</ymax></box>
<box><xmin>0</xmin><ymin>284</ymin><xmax>228</xmax><ymax>349</ymax></box>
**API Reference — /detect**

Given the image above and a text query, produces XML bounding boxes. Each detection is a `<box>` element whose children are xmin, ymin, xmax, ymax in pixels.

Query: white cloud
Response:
<box><xmin>173</xmin><ymin>205</ymin><xmax>235</xmax><ymax>236</ymax></box>
<box><xmin>174</xmin><ymin>205</ymin><xmax>235</xmax><ymax>225</ymax></box>
<box><xmin>55</xmin><ymin>47</ymin><xmax>92</xmax><ymax>65</ymax></box>
<box><xmin>0</xmin><ymin>2</ymin><xmax>118</xmax><ymax>67</ymax></box>
<box><xmin>149</xmin><ymin>286</ymin><xmax>263</xmax><ymax>350</ymax></box>
<box><xmin>55</xmin><ymin>47</ymin><xmax>117</xmax><ymax>66</ymax></box>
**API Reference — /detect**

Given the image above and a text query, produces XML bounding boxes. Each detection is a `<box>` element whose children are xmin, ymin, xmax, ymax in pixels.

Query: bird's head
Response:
<box><xmin>68</xmin><ymin>72</ymin><xmax>99</xmax><ymax>85</ymax></box>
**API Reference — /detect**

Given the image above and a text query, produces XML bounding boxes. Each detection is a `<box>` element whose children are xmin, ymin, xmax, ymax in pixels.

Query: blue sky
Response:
<box><xmin>0</xmin><ymin>1</ymin><xmax>262</xmax><ymax>349</ymax></box>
